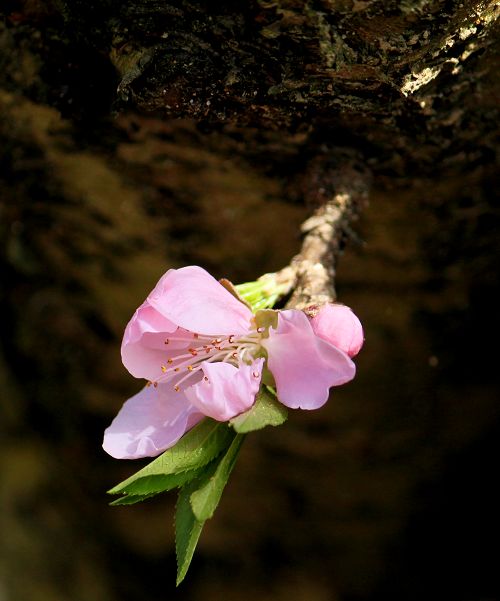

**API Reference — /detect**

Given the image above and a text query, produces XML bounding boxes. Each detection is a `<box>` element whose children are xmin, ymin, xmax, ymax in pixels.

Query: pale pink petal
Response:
<box><xmin>121</xmin><ymin>301</ymin><xmax>200</xmax><ymax>381</ymax></box>
<box><xmin>309</xmin><ymin>303</ymin><xmax>364</xmax><ymax>358</ymax></box>
<box><xmin>123</xmin><ymin>302</ymin><xmax>178</xmax><ymax>346</ymax></box>
<box><xmin>148</xmin><ymin>266</ymin><xmax>253</xmax><ymax>336</ymax></box>
<box><xmin>121</xmin><ymin>301</ymin><xmax>178</xmax><ymax>381</ymax></box>
<box><xmin>262</xmin><ymin>310</ymin><xmax>355</xmax><ymax>410</ymax></box>
<box><xmin>184</xmin><ymin>358</ymin><xmax>264</xmax><ymax>421</ymax></box>
<box><xmin>102</xmin><ymin>384</ymin><xmax>204</xmax><ymax>459</ymax></box>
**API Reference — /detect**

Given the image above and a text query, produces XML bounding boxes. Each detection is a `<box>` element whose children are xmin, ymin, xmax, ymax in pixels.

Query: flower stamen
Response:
<box><xmin>157</xmin><ymin>329</ymin><xmax>264</xmax><ymax>388</ymax></box>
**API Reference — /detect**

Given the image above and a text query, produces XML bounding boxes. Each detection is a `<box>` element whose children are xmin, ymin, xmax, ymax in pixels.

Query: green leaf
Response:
<box><xmin>109</xmin><ymin>467</ymin><xmax>204</xmax><ymax>500</ymax></box>
<box><xmin>190</xmin><ymin>434</ymin><xmax>245</xmax><ymax>521</ymax></box>
<box><xmin>107</xmin><ymin>419</ymin><xmax>235</xmax><ymax>496</ymax></box>
<box><xmin>175</xmin><ymin>436</ymin><xmax>246</xmax><ymax>584</ymax></box>
<box><xmin>110</xmin><ymin>492</ymin><xmax>160</xmax><ymax>506</ymax></box>
<box><xmin>175</xmin><ymin>478</ymin><xmax>206</xmax><ymax>586</ymax></box>
<box><xmin>230</xmin><ymin>387</ymin><xmax>287</xmax><ymax>433</ymax></box>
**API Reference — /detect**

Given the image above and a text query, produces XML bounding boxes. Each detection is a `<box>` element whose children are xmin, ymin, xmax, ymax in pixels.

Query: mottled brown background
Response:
<box><xmin>1</xmin><ymin>1</ymin><xmax>499</xmax><ymax>600</ymax></box>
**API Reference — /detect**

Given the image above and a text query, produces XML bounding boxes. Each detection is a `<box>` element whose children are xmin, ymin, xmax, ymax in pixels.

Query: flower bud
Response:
<box><xmin>307</xmin><ymin>303</ymin><xmax>364</xmax><ymax>358</ymax></box>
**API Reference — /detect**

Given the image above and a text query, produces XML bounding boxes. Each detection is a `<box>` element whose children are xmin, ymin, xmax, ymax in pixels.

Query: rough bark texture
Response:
<box><xmin>0</xmin><ymin>1</ymin><xmax>499</xmax><ymax>601</ymax></box>
<box><xmin>2</xmin><ymin>1</ymin><xmax>498</xmax><ymax>171</ymax></box>
<box><xmin>49</xmin><ymin>0</ymin><xmax>498</xmax><ymax>135</ymax></box>
<box><xmin>285</xmin><ymin>152</ymin><xmax>371</xmax><ymax>307</ymax></box>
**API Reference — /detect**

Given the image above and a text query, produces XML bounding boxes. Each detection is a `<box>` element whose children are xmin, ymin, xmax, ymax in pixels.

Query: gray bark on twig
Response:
<box><xmin>286</xmin><ymin>154</ymin><xmax>371</xmax><ymax>308</ymax></box>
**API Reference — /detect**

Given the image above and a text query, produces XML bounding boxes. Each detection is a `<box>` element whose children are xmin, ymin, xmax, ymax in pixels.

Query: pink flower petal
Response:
<box><xmin>123</xmin><ymin>302</ymin><xmax>178</xmax><ymax>346</ymax></box>
<box><xmin>262</xmin><ymin>310</ymin><xmax>355</xmax><ymax>410</ymax></box>
<box><xmin>309</xmin><ymin>303</ymin><xmax>364</xmax><ymax>358</ymax></box>
<box><xmin>121</xmin><ymin>303</ymin><xmax>208</xmax><ymax>382</ymax></box>
<box><xmin>121</xmin><ymin>301</ymin><xmax>180</xmax><ymax>381</ymax></box>
<box><xmin>184</xmin><ymin>358</ymin><xmax>264</xmax><ymax>421</ymax></box>
<box><xmin>102</xmin><ymin>384</ymin><xmax>204</xmax><ymax>459</ymax></box>
<box><xmin>148</xmin><ymin>266</ymin><xmax>253</xmax><ymax>336</ymax></box>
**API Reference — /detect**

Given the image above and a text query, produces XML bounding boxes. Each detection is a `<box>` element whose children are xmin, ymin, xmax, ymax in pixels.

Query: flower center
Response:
<box><xmin>151</xmin><ymin>328</ymin><xmax>265</xmax><ymax>391</ymax></box>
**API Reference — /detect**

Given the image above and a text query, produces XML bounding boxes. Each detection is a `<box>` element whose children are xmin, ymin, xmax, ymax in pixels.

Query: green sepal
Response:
<box><xmin>107</xmin><ymin>419</ymin><xmax>234</xmax><ymax>496</ymax></box>
<box><xmin>254</xmin><ymin>309</ymin><xmax>278</xmax><ymax>333</ymax></box>
<box><xmin>190</xmin><ymin>434</ymin><xmax>245</xmax><ymax>521</ymax></box>
<box><xmin>219</xmin><ymin>278</ymin><xmax>252</xmax><ymax>310</ymax></box>
<box><xmin>230</xmin><ymin>387</ymin><xmax>287</xmax><ymax>433</ymax></box>
<box><xmin>260</xmin><ymin>364</ymin><xmax>276</xmax><ymax>387</ymax></box>
<box><xmin>235</xmin><ymin>272</ymin><xmax>293</xmax><ymax>312</ymax></box>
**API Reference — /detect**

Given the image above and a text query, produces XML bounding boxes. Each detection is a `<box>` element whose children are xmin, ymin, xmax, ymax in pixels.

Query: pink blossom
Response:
<box><xmin>262</xmin><ymin>310</ymin><xmax>356</xmax><ymax>410</ymax></box>
<box><xmin>103</xmin><ymin>385</ymin><xmax>204</xmax><ymax>460</ymax></box>
<box><xmin>308</xmin><ymin>303</ymin><xmax>364</xmax><ymax>358</ymax></box>
<box><xmin>103</xmin><ymin>266</ymin><xmax>359</xmax><ymax>459</ymax></box>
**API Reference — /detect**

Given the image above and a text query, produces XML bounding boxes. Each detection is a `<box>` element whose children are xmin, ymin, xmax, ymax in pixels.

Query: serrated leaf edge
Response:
<box><xmin>107</xmin><ymin>420</ymin><xmax>233</xmax><ymax>495</ymax></box>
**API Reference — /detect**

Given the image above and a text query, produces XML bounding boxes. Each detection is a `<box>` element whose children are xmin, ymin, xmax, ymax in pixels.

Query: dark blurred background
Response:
<box><xmin>1</xmin><ymin>3</ymin><xmax>500</xmax><ymax>601</ymax></box>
